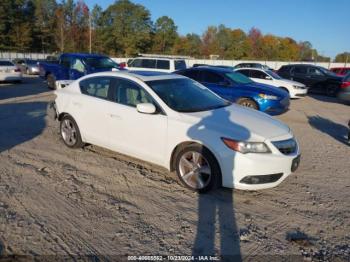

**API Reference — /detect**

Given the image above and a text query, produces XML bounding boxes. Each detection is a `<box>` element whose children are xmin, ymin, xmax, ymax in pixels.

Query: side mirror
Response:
<box><xmin>265</xmin><ymin>76</ymin><xmax>272</xmax><ymax>80</ymax></box>
<box><xmin>136</xmin><ymin>103</ymin><xmax>156</xmax><ymax>114</ymax></box>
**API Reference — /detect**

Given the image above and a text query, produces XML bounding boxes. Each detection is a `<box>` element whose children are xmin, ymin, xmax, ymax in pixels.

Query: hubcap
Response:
<box><xmin>61</xmin><ymin>119</ymin><xmax>77</xmax><ymax>146</ymax></box>
<box><xmin>179</xmin><ymin>151</ymin><xmax>211</xmax><ymax>189</ymax></box>
<box><xmin>241</xmin><ymin>101</ymin><xmax>255</xmax><ymax>108</ymax></box>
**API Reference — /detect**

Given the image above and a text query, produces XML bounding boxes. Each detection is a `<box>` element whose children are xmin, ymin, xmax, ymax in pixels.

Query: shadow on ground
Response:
<box><xmin>308</xmin><ymin>115</ymin><xmax>349</xmax><ymax>145</ymax></box>
<box><xmin>0</xmin><ymin>101</ymin><xmax>47</xmax><ymax>152</ymax></box>
<box><xmin>0</xmin><ymin>77</ymin><xmax>48</xmax><ymax>100</ymax></box>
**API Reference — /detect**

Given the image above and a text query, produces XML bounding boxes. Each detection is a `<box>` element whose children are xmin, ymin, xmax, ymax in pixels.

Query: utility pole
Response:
<box><xmin>89</xmin><ymin>12</ymin><xmax>92</xmax><ymax>54</ymax></box>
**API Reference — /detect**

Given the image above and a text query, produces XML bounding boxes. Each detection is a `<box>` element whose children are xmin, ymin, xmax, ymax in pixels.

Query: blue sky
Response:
<box><xmin>84</xmin><ymin>0</ymin><xmax>349</xmax><ymax>58</ymax></box>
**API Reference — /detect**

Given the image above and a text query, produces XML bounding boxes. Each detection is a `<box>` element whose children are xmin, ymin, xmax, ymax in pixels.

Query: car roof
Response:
<box><xmin>189</xmin><ymin>66</ymin><xmax>233</xmax><ymax>73</ymax></box>
<box><xmin>81</xmin><ymin>70</ymin><xmax>186</xmax><ymax>82</ymax></box>
<box><xmin>62</xmin><ymin>53</ymin><xmax>108</xmax><ymax>58</ymax></box>
<box><xmin>235</xmin><ymin>67</ymin><xmax>267</xmax><ymax>71</ymax></box>
<box><xmin>131</xmin><ymin>57</ymin><xmax>184</xmax><ymax>61</ymax></box>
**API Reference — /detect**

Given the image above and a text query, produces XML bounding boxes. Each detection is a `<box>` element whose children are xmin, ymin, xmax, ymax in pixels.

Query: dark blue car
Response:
<box><xmin>176</xmin><ymin>67</ymin><xmax>290</xmax><ymax>115</ymax></box>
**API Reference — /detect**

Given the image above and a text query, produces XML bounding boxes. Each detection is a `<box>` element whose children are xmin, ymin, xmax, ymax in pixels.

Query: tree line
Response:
<box><xmin>0</xmin><ymin>0</ymin><xmax>348</xmax><ymax>62</ymax></box>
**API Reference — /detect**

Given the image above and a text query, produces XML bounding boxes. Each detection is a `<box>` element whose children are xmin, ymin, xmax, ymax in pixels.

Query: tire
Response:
<box><xmin>236</xmin><ymin>98</ymin><xmax>259</xmax><ymax>110</ymax></box>
<box><xmin>175</xmin><ymin>144</ymin><xmax>221</xmax><ymax>193</ymax></box>
<box><xmin>326</xmin><ymin>84</ymin><xmax>337</xmax><ymax>97</ymax></box>
<box><xmin>47</xmin><ymin>73</ymin><xmax>56</xmax><ymax>90</ymax></box>
<box><xmin>60</xmin><ymin>115</ymin><xmax>84</xmax><ymax>148</ymax></box>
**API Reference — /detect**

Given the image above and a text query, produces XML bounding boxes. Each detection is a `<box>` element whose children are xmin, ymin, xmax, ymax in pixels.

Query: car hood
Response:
<box><xmin>180</xmin><ymin>104</ymin><xmax>291</xmax><ymax>142</ymax></box>
<box><xmin>242</xmin><ymin>82</ymin><xmax>288</xmax><ymax>97</ymax></box>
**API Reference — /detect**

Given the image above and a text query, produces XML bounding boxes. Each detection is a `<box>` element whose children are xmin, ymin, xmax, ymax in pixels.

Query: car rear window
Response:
<box><xmin>174</xmin><ymin>60</ymin><xmax>186</xmax><ymax>70</ymax></box>
<box><xmin>0</xmin><ymin>61</ymin><xmax>14</xmax><ymax>66</ymax></box>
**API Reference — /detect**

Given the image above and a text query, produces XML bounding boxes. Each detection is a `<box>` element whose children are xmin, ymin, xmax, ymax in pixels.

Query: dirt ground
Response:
<box><xmin>0</xmin><ymin>76</ymin><xmax>349</xmax><ymax>261</ymax></box>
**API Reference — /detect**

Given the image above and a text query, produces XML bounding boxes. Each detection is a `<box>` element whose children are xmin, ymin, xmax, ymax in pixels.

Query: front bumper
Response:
<box><xmin>290</xmin><ymin>88</ymin><xmax>308</xmax><ymax>99</ymax></box>
<box><xmin>259</xmin><ymin>97</ymin><xmax>290</xmax><ymax>115</ymax></box>
<box><xmin>217</xmin><ymin>135</ymin><xmax>300</xmax><ymax>190</ymax></box>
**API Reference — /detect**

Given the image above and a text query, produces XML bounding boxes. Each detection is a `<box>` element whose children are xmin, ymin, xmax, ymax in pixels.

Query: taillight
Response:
<box><xmin>14</xmin><ymin>68</ymin><xmax>21</xmax><ymax>72</ymax></box>
<box><xmin>341</xmin><ymin>82</ymin><xmax>350</xmax><ymax>88</ymax></box>
<box><xmin>119</xmin><ymin>62</ymin><xmax>126</xmax><ymax>69</ymax></box>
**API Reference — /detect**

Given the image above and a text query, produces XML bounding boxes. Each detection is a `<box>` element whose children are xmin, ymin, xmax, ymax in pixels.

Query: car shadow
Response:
<box><xmin>0</xmin><ymin>77</ymin><xmax>48</xmax><ymax>101</ymax></box>
<box><xmin>308</xmin><ymin>94</ymin><xmax>349</xmax><ymax>105</ymax></box>
<box><xmin>187</xmin><ymin>106</ymin><xmax>251</xmax><ymax>260</ymax></box>
<box><xmin>0</xmin><ymin>101</ymin><xmax>47</xmax><ymax>152</ymax></box>
<box><xmin>308</xmin><ymin>115</ymin><xmax>349</xmax><ymax>145</ymax></box>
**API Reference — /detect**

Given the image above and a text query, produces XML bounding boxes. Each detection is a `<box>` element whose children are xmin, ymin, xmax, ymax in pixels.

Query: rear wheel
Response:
<box><xmin>60</xmin><ymin>115</ymin><xmax>84</xmax><ymax>148</ymax></box>
<box><xmin>237</xmin><ymin>98</ymin><xmax>258</xmax><ymax>110</ymax></box>
<box><xmin>175</xmin><ymin>144</ymin><xmax>221</xmax><ymax>193</ymax></box>
<box><xmin>326</xmin><ymin>84</ymin><xmax>337</xmax><ymax>97</ymax></box>
<box><xmin>47</xmin><ymin>73</ymin><xmax>56</xmax><ymax>90</ymax></box>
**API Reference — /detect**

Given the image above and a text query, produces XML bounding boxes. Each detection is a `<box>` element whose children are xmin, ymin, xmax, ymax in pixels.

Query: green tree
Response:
<box><xmin>334</xmin><ymin>52</ymin><xmax>350</xmax><ymax>63</ymax></box>
<box><xmin>101</xmin><ymin>0</ymin><xmax>153</xmax><ymax>56</ymax></box>
<box><xmin>152</xmin><ymin>16</ymin><xmax>178</xmax><ymax>53</ymax></box>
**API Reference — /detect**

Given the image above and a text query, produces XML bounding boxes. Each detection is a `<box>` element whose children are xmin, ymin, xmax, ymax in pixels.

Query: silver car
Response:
<box><xmin>14</xmin><ymin>59</ymin><xmax>40</xmax><ymax>75</ymax></box>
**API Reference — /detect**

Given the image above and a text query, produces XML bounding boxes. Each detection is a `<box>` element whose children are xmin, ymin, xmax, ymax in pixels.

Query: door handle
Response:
<box><xmin>109</xmin><ymin>114</ymin><xmax>121</xmax><ymax>119</ymax></box>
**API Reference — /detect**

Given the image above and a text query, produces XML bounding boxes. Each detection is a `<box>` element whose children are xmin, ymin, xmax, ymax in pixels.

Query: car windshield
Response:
<box><xmin>146</xmin><ymin>78</ymin><xmax>230</xmax><ymax>112</ymax></box>
<box><xmin>225</xmin><ymin>72</ymin><xmax>254</xmax><ymax>84</ymax></box>
<box><xmin>0</xmin><ymin>61</ymin><xmax>14</xmax><ymax>66</ymax></box>
<box><xmin>83</xmin><ymin>57</ymin><xmax>119</xmax><ymax>69</ymax></box>
<box><xmin>267</xmin><ymin>70</ymin><xmax>282</xmax><ymax>79</ymax></box>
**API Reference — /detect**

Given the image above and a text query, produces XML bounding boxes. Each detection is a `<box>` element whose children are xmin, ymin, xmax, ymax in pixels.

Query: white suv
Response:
<box><xmin>126</xmin><ymin>57</ymin><xmax>187</xmax><ymax>73</ymax></box>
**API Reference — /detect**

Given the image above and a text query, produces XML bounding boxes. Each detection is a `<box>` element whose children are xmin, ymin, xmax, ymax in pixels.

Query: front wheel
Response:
<box><xmin>236</xmin><ymin>98</ymin><xmax>258</xmax><ymax>110</ymax></box>
<box><xmin>60</xmin><ymin>115</ymin><xmax>84</xmax><ymax>148</ymax></box>
<box><xmin>175</xmin><ymin>145</ymin><xmax>221</xmax><ymax>193</ymax></box>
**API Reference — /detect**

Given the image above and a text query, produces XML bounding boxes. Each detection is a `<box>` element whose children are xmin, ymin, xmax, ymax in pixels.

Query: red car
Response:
<box><xmin>330</xmin><ymin>67</ymin><xmax>350</xmax><ymax>76</ymax></box>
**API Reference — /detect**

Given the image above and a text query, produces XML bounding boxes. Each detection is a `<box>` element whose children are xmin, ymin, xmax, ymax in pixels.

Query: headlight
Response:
<box><xmin>292</xmin><ymin>85</ymin><xmax>304</xmax><ymax>89</ymax></box>
<box><xmin>222</xmin><ymin>138</ymin><xmax>271</xmax><ymax>154</ymax></box>
<box><xmin>258</xmin><ymin>93</ymin><xmax>279</xmax><ymax>100</ymax></box>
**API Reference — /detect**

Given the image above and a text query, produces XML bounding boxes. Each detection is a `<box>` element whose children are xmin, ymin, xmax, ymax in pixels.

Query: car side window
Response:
<box><xmin>80</xmin><ymin>77</ymin><xmax>113</xmax><ymax>100</ymax></box>
<box><xmin>180</xmin><ymin>70</ymin><xmax>201</xmax><ymax>81</ymax></box>
<box><xmin>141</xmin><ymin>59</ymin><xmax>156</xmax><ymax>69</ymax></box>
<box><xmin>293</xmin><ymin>66</ymin><xmax>307</xmax><ymax>74</ymax></box>
<box><xmin>175</xmin><ymin>60</ymin><xmax>186</xmax><ymax>70</ymax></box>
<box><xmin>71</xmin><ymin>58</ymin><xmax>85</xmax><ymax>73</ymax></box>
<box><xmin>202</xmin><ymin>71</ymin><xmax>226</xmax><ymax>84</ymax></box>
<box><xmin>250</xmin><ymin>70</ymin><xmax>267</xmax><ymax>79</ymax></box>
<box><xmin>237</xmin><ymin>70</ymin><xmax>251</xmax><ymax>77</ymax></box>
<box><xmin>308</xmin><ymin>67</ymin><xmax>323</xmax><ymax>76</ymax></box>
<box><xmin>156</xmin><ymin>60</ymin><xmax>170</xmax><ymax>70</ymax></box>
<box><xmin>130</xmin><ymin>59</ymin><xmax>142</xmax><ymax>68</ymax></box>
<box><xmin>114</xmin><ymin>78</ymin><xmax>153</xmax><ymax>107</ymax></box>
<box><xmin>60</xmin><ymin>56</ymin><xmax>71</xmax><ymax>68</ymax></box>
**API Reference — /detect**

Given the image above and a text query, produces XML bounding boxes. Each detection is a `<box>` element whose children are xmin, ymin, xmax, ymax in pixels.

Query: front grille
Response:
<box><xmin>272</xmin><ymin>138</ymin><xmax>297</xmax><ymax>155</ymax></box>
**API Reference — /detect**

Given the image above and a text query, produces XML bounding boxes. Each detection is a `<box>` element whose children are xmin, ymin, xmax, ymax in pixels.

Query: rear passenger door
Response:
<box><xmin>77</xmin><ymin>76</ymin><xmax>116</xmax><ymax>147</ymax></box>
<box><xmin>307</xmin><ymin>67</ymin><xmax>327</xmax><ymax>93</ymax></box>
<box><xmin>291</xmin><ymin>66</ymin><xmax>308</xmax><ymax>86</ymax></box>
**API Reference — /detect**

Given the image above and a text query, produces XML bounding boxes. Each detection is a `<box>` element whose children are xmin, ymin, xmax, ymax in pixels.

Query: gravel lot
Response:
<box><xmin>0</xmin><ymin>76</ymin><xmax>349</xmax><ymax>261</ymax></box>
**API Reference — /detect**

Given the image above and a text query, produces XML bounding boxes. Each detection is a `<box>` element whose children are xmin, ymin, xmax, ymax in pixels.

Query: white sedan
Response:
<box><xmin>0</xmin><ymin>60</ymin><xmax>22</xmax><ymax>82</ymax></box>
<box><xmin>235</xmin><ymin>68</ymin><xmax>308</xmax><ymax>98</ymax></box>
<box><xmin>53</xmin><ymin>71</ymin><xmax>300</xmax><ymax>192</ymax></box>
